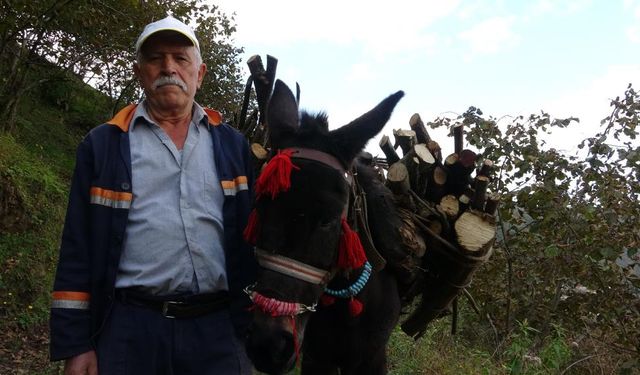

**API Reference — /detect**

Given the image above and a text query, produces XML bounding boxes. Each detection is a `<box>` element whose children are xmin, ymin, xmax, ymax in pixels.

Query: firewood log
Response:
<box><xmin>437</xmin><ymin>194</ymin><xmax>459</xmax><ymax>220</ymax></box>
<box><xmin>379</xmin><ymin>135</ymin><xmax>400</xmax><ymax>165</ymax></box>
<box><xmin>484</xmin><ymin>192</ymin><xmax>500</xmax><ymax>216</ymax></box>
<box><xmin>398</xmin><ymin>207</ymin><xmax>426</xmax><ymax>257</ymax></box>
<box><xmin>444</xmin><ymin>150</ymin><xmax>477</xmax><ymax>196</ymax></box>
<box><xmin>409</xmin><ymin>113</ymin><xmax>431</xmax><ymax>144</ymax></box>
<box><xmin>427</xmin><ymin>139</ymin><xmax>442</xmax><ymax>163</ymax></box>
<box><xmin>400</xmin><ymin>227</ymin><xmax>493</xmax><ymax>338</ymax></box>
<box><xmin>387</xmin><ymin>162</ymin><xmax>411</xmax><ymax>196</ymax></box>
<box><xmin>250</xmin><ymin>143</ymin><xmax>269</xmax><ymax>177</ymax></box>
<box><xmin>401</xmin><ymin>144</ymin><xmax>436</xmax><ymax>197</ymax></box>
<box><xmin>471</xmin><ymin>175</ymin><xmax>490</xmax><ymax>211</ymax></box>
<box><xmin>458</xmin><ymin>188</ymin><xmax>474</xmax><ymax>212</ymax></box>
<box><xmin>401</xmin><ymin>212</ymin><xmax>494</xmax><ymax>338</ymax></box>
<box><xmin>453</xmin><ymin>123</ymin><xmax>464</xmax><ymax>154</ymax></box>
<box><xmin>454</xmin><ymin>211</ymin><xmax>496</xmax><ymax>254</ymax></box>
<box><xmin>393</xmin><ymin>129</ymin><xmax>417</xmax><ymax>155</ymax></box>
<box><xmin>477</xmin><ymin>159</ymin><xmax>495</xmax><ymax>178</ymax></box>
<box><xmin>425</xmin><ymin>165</ymin><xmax>447</xmax><ymax>203</ymax></box>
<box><xmin>247</xmin><ymin>55</ymin><xmax>277</xmax><ymax>127</ymax></box>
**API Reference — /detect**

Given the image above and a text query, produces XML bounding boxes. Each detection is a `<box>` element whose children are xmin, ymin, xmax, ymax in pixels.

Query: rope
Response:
<box><xmin>325</xmin><ymin>261</ymin><xmax>372</xmax><ymax>298</ymax></box>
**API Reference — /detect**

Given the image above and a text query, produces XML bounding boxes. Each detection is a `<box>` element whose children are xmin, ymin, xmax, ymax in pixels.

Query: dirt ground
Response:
<box><xmin>0</xmin><ymin>323</ymin><xmax>62</xmax><ymax>375</ymax></box>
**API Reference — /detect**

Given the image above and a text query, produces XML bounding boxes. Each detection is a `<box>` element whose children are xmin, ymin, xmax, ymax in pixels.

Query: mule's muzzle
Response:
<box><xmin>246</xmin><ymin>318</ymin><xmax>296</xmax><ymax>375</ymax></box>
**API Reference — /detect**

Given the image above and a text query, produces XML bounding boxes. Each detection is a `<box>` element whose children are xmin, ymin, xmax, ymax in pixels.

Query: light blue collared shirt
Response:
<box><xmin>115</xmin><ymin>101</ymin><xmax>227</xmax><ymax>296</ymax></box>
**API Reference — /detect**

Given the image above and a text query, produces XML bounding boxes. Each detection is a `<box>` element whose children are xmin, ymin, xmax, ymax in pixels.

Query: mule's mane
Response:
<box><xmin>286</xmin><ymin>110</ymin><xmax>348</xmax><ymax>166</ymax></box>
<box><xmin>300</xmin><ymin>111</ymin><xmax>330</xmax><ymax>133</ymax></box>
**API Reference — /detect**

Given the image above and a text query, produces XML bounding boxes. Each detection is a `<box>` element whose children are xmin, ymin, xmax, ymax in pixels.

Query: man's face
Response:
<box><xmin>134</xmin><ymin>32</ymin><xmax>206</xmax><ymax>113</ymax></box>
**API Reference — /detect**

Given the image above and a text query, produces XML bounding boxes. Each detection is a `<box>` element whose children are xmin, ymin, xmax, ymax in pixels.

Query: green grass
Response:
<box><xmin>0</xmin><ymin>67</ymin><xmax>112</xmax><ymax>372</ymax></box>
<box><xmin>388</xmin><ymin>316</ymin><xmax>506</xmax><ymax>375</ymax></box>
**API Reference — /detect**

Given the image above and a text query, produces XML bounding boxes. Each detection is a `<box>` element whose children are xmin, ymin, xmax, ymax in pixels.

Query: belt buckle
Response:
<box><xmin>162</xmin><ymin>300</ymin><xmax>185</xmax><ymax>319</ymax></box>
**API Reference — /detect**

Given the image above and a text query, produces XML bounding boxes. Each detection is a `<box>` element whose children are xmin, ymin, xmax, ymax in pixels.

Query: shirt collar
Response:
<box><xmin>130</xmin><ymin>100</ymin><xmax>211</xmax><ymax>131</ymax></box>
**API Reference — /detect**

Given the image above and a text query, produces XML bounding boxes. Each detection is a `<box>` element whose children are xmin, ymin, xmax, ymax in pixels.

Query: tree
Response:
<box><xmin>428</xmin><ymin>84</ymin><xmax>639</xmax><ymax>368</ymax></box>
<box><xmin>0</xmin><ymin>0</ymin><xmax>245</xmax><ymax>132</ymax></box>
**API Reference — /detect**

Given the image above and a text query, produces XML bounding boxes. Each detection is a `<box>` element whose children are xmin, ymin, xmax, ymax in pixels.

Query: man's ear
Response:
<box><xmin>133</xmin><ymin>62</ymin><xmax>141</xmax><ymax>79</ymax></box>
<box><xmin>197</xmin><ymin>63</ymin><xmax>207</xmax><ymax>89</ymax></box>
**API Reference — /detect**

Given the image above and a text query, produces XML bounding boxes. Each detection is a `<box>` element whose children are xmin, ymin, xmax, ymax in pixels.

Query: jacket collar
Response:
<box><xmin>106</xmin><ymin>103</ymin><xmax>223</xmax><ymax>132</ymax></box>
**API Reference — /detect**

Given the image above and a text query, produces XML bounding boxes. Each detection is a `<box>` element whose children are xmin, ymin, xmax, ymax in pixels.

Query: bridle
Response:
<box><xmin>244</xmin><ymin>146</ymin><xmax>369</xmax><ymax>363</ymax></box>
<box><xmin>245</xmin><ymin>147</ymin><xmax>354</xmax><ymax>315</ymax></box>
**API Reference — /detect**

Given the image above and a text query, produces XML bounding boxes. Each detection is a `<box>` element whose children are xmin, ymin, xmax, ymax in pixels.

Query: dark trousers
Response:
<box><xmin>96</xmin><ymin>299</ymin><xmax>252</xmax><ymax>375</ymax></box>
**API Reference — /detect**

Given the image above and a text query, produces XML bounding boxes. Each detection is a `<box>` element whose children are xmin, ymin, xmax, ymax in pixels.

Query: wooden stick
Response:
<box><xmin>458</xmin><ymin>188</ymin><xmax>474</xmax><ymax>212</ymax></box>
<box><xmin>409</xmin><ymin>113</ymin><xmax>431</xmax><ymax>143</ymax></box>
<box><xmin>247</xmin><ymin>55</ymin><xmax>278</xmax><ymax>127</ymax></box>
<box><xmin>393</xmin><ymin>129</ymin><xmax>417</xmax><ymax>155</ymax></box>
<box><xmin>477</xmin><ymin>159</ymin><xmax>495</xmax><ymax>178</ymax></box>
<box><xmin>437</xmin><ymin>194</ymin><xmax>459</xmax><ymax>220</ymax></box>
<box><xmin>250</xmin><ymin>143</ymin><xmax>269</xmax><ymax>177</ymax></box>
<box><xmin>471</xmin><ymin>175</ymin><xmax>490</xmax><ymax>211</ymax></box>
<box><xmin>251</xmin><ymin>143</ymin><xmax>268</xmax><ymax>161</ymax></box>
<box><xmin>410</xmin><ymin>144</ymin><xmax>436</xmax><ymax>196</ymax></box>
<box><xmin>386</xmin><ymin>162</ymin><xmax>411</xmax><ymax>196</ymax></box>
<box><xmin>425</xmin><ymin>165</ymin><xmax>447</xmax><ymax>203</ymax></box>
<box><xmin>484</xmin><ymin>192</ymin><xmax>500</xmax><ymax>215</ymax></box>
<box><xmin>427</xmin><ymin>140</ymin><xmax>442</xmax><ymax>163</ymax></box>
<box><xmin>448</xmin><ymin>149</ymin><xmax>477</xmax><ymax>195</ymax></box>
<box><xmin>379</xmin><ymin>135</ymin><xmax>400</xmax><ymax>165</ymax></box>
<box><xmin>238</xmin><ymin>76</ymin><xmax>253</xmax><ymax>132</ymax></box>
<box><xmin>454</xmin><ymin>211</ymin><xmax>496</xmax><ymax>254</ymax></box>
<box><xmin>453</xmin><ymin>123</ymin><xmax>464</xmax><ymax>155</ymax></box>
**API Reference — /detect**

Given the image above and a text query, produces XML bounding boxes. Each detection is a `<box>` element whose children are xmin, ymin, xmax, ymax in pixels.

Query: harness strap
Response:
<box><xmin>288</xmin><ymin>147</ymin><xmax>349</xmax><ymax>176</ymax></box>
<box><xmin>255</xmin><ymin>248</ymin><xmax>331</xmax><ymax>285</ymax></box>
<box><xmin>351</xmin><ymin>170</ymin><xmax>387</xmax><ymax>271</ymax></box>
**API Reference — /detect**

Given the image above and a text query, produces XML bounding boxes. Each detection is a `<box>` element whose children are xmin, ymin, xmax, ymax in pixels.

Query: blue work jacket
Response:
<box><xmin>49</xmin><ymin>104</ymin><xmax>257</xmax><ymax>361</ymax></box>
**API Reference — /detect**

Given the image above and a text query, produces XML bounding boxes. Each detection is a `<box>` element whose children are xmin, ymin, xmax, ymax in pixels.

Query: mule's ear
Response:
<box><xmin>267</xmin><ymin>80</ymin><xmax>299</xmax><ymax>147</ymax></box>
<box><xmin>330</xmin><ymin>91</ymin><xmax>404</xmax><ymax>163</ymax></box>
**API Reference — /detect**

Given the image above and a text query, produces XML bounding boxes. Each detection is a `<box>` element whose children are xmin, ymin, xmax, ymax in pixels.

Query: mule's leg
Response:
<box><xmin>339</xmin><ymin>345</ymin><xmax>388</xmax><ymax>375</ymax></box>
<box><xmin>300</xmin><ymin>353</ymin><xmax>339</xmax><ymax>375</ymax></box>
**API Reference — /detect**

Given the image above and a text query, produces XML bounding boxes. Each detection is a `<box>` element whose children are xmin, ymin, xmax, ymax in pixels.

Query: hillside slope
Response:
<box><xmin>0</xmin><ymin>70</ymin><xmax>113</xmax><ymax>372</ymax></box>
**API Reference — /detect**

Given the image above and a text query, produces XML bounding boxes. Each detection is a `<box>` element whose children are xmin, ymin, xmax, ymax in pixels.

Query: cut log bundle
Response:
<box><xmin>376</xmin><ymin>113</ymin><xmax>499</xmax><ymax>339</ymax></box>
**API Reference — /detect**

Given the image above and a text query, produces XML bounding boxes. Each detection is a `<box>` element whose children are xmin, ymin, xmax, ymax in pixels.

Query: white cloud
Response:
<box><xmin>458</xmin><ymin>16</ymin><xmax>519</xmax><ymax>55</ymax></box>
<box><xmin>624</xmin><ymin>1</ymin><xmax>640</xmax><ymax>43</ymax></box>
<box><xmin>628</xmin><ymin>25</ymin><xmax>640</xmax><ymax>43</ymax></box>
<box><xmin>536</xmin><ymin>65</ymin><xmax>640</xmax><ymax>152</ymax></box>
<box><xmin>345</xmin><ymin>63</ymin><xmax>375</xmax><ymax>83</ymax></box>
<box><xmin>213</xmin><ymin>0</ymin><xmax>460</xmax><ymax>54</ymax></box>
<box><xmin>530</xmin><ymin>0</ymin><xmax>593</xmax><ymax>15</ymax></box>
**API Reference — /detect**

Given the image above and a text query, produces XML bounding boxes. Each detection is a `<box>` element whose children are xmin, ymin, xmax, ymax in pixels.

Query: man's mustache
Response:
<box><xmin>151</xmin><ymin>76</ymin><xmax>188</xmax><ymax>92</ymax></box>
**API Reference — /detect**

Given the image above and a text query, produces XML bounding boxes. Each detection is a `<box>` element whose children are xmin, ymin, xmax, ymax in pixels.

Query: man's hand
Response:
<box><xmin>64</xmin><ymin>350</ymin><xmax>98</xmax><ymax>375</ymax></box>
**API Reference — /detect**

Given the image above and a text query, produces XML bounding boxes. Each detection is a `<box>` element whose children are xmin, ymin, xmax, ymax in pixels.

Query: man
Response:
<box><xmin>50</xmin><ymin>15</ymin><xmax>257</xmax><ymax>374</ymax></box>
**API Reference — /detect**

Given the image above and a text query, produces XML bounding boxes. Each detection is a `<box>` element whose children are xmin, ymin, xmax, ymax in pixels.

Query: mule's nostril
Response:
<box><xmin>246</xmin><ymin>328</ymin><xmax>296</xmax><ymax>374</ymax></box>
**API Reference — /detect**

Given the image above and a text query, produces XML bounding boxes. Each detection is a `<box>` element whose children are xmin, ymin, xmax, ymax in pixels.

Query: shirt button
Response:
<box><xmin>121</xmin><ymin>182</ymin><xmax>130</xmax><ymax>191</ymax></box>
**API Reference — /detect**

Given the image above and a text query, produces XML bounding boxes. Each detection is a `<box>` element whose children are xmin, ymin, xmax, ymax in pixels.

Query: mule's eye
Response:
<box><xmin>319</xmin><ymin>219</ymin><xmax>335</xmax><ymax>228</ymax></box>
<box><xmin>291</xmin><ymin>213</ymin><xmax>305</xmax><ymax>223</ymax></box>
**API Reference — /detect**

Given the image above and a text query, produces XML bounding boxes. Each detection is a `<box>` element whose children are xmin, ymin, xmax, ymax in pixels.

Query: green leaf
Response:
<box><xmin>598</xmin><ymin>247</ymin><xmax>618</xmax><ymax>261</ymax></box>
<box><xmin>544</xmin><ymin>245</ymin><xmax>560</xmax><ymax>257</ymax></box>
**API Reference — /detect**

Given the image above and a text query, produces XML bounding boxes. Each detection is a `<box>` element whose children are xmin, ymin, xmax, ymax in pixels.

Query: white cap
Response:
<box><xmin>135</xmin><ymin>15</ymin><xmax>200</xmax><ymax>54</ymax></box>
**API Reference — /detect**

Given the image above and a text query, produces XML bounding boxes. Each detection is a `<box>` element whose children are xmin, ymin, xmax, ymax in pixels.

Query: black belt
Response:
<box><xmin>115</xmin><ymin>289</ymin><xmax>230</xmax><ymax>319</ymax></box>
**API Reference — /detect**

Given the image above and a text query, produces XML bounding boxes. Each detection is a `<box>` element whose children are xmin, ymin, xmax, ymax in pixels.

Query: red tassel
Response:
<box><xmin>255</xmin><ymin>149</ymin><xmax>300</xmax><ymax>199</ymax></box>
<box><xmin>243</xmin><ymin>209</ymin><xmax>260</xmax><ymax>245</ymax></box>
<box><xmin>320</xmin><ymin>294</ymin><xmax>336</xmax><ymax>306</ymax></box>
<box><xmin>338</xmin><ymin>218</ymin><xmax>366</xmax><ymax>270</ymax></box>
<box><xmin>348</xmin><ymin>298</ymin><xmax>364</xmax><ymax>317</ymax></box>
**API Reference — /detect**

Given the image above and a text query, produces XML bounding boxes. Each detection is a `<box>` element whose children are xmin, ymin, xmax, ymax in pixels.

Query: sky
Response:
<box><xmin>212</xmin><ymin>0</ymin><xmax>639</xmax><ymax>156</ymax></box>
